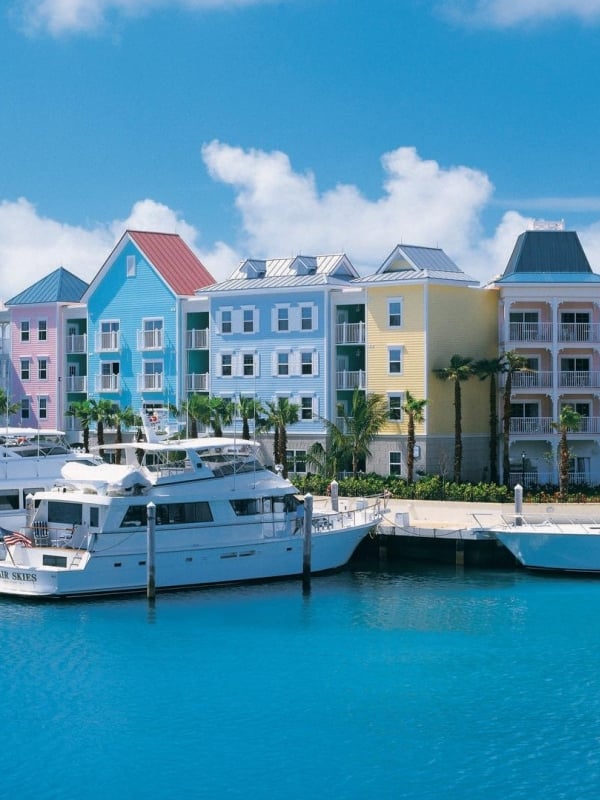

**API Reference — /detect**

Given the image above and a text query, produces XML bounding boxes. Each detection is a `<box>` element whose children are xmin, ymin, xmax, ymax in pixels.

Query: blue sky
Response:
<box><xmin>3</xmin><ymin>0</ymin><xmax>600</xmax><ymax>299</ymax></box>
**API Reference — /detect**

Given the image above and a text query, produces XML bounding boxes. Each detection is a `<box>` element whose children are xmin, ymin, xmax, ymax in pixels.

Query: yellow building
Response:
<box><xmin>357</xmin><ymin>245</ymin><xmax>497</xmax><ymax>481</ymax></box>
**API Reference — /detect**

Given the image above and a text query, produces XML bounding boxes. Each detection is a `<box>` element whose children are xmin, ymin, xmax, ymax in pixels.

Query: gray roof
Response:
<box><xmin>497</xmin><ymin>231</ymin><xmax>597</xmax><ymax>284</ymax></box>
<box><xmin>358</xmin><ymin>244</ymin><xmax>477</xmax><ymax>285</ymax></box>
<box><xmin>6</xmin><ymin>267</ymin><xmax>88</xmax><ymax>306</ymax></box>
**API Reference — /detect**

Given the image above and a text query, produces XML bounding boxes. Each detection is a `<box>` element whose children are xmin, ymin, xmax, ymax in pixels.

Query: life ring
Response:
<box><xmin>150</xmin><ymin>415</ymin><xmax>158</xmax><ymax>424</ymax></box>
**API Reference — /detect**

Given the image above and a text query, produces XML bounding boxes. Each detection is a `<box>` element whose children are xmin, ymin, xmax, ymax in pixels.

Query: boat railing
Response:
<box><xmin>27</xmin><ymin>521</ymin><xmax>95</xmax><ymax>551</ymax></box>
<box><xmin>474</xmin><ymin>512</ymin><xmax>600</xmax><ymax>532</ymax></box>
<box><xmin>311</xmin><ymin>498</ymin><xmax>381</xmax><ymax>532</ymax></box>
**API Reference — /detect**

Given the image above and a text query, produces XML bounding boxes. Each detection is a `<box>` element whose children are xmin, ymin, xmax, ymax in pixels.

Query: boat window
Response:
<box><xmin>47</xmin><ymin>501</ymin><xmax>83</xmax><ymax>526</ymax></box>
<box><xmin>43</xmin><ymin>554</ymin><xmax>67</xmax><ymax>568</ymax></box>
<box><xmin>155</xmin><ymin>501</ymin><xmax>213</xmax><ymax>525</ymax></box>
<box><xmin>23</xmin><ymin>487</ymin><xmax>43</xmax><ymax>505</ymax></box>
<box><xmin>0</xmin><ymin>490</ymin><xmax>19</xmax><ymax>511</ymax></box>
<box><xmin>90</xmin><ymin>507</ymin><xmax>99</xmax><ymax>528</ymax></box>
<box><xmin>231</xmin><ymin>498</ymin><xmax>262</xmax><ymax>516</ymax></box>
<box><xmin>121</xmin><ymin>505</ymin><xmax>147</xmax><ymax>527</ymax></box>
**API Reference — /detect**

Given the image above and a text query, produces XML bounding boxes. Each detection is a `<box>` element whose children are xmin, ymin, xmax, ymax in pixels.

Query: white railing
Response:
<box><xmin>508</xmin><ymin>322</ymin><xmax>600</xmax><ymax>343</ymax></box>
<box><xmin>95</xmin><ymin>331</ymin><xmax>120</xmax><ymax>352</ymax></box>
<box><xmin>65</xmin><ymin>376</ymin><xmax>87</xmax><ymax>393</ymax></box>
<box><xmin>186</xmin><ymin>373</ymin><xmax>209</xmax><ymax>392</ymax></box>
<box><xmin>508</xmin><ymin>322</ymin><xmax>552</xmax><ymax>342</ymax></box>
<box><xmin>559</xmin><ymin>370</ymin><xmax>600</xmax><ymax>388</ymax></box>
<box><xmin>336</xmin><ymin>370</ymin><xmax>365</xmax><ymax>390</ymax></box>
<box><xmin>95</xmin><ymin>374</ymin><xmax>119</xmax><ymax>392</ymax></box>
<box><xmin>186</xmin><ymin>329</ymin><xmax>209</xmax><ymax>349</ymax></box>
<box><xmin>510</xmin><ymin>417</ymin><xmax>554</xmax><ymax>434</ymax></box>
<box><xmin>335</xmin><ymin>322</ymin><xmax>365</xmax><ymax>345</ymax></box>
<box><xmin>137</xmin><ymin>373</ymin><xmax>163</xmax><ymax>391</ymax></box>
<box><xmin>137</xmin><ymin>329</ymin><xmax>163</xmax><ymax>351</ymax></box>
<box><xmin>509</xmin><ymin>470</ymin><xmax>590</xmax><ymax>488</ymax></box>
<box><xmin>66</xmin><ymin>334</ymin><xmax>87</xmax><ymax>353</ymax></box>
<box><xmin>512</xmin><ymin>371</ymin><xmax>553</xmax><ymax>388</ymax></box>
<box><xmin>559</xmin><ymin>323</ymin><xmax>600</xmax><ymax>342</ymax></box>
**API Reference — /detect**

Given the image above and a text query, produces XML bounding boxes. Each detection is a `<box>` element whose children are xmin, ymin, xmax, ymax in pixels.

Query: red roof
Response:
<box><xmin>127</xmin><ymin>231</ymin><xmax>214</xmax><ymax>295</ymax></box>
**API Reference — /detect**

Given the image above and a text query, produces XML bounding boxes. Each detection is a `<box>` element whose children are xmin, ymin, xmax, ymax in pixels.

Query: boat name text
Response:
<box><xmin>0</xmin><ymin>570</ymin><xmax>37</xmax><ymax>583</ymax></box>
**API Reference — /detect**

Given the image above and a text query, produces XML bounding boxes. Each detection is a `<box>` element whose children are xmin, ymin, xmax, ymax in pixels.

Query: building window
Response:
<box><xmin>142</xmin><ymin>361</ymin><xmax>163</xmax><ymax>391</ymax></box>
<box><xmin>142</xmin><ymin>318</ymin><xmax>163</xmax><ymax>350</ymax></box>
<box><xmin>389</xmin><ymin>394</ymin><xmax>403</xmax><ymax>421</ymax></box>
<box><xmin>388</xmin><ymin>299</ymin><xmax>402</xmax><ymax>328</ymax></box>
<box><xmin>243</xmin><ymin>309</ymin><xmax>254</xmax><ymax>333</ymax></box>
<box><xmin>98</xmin><ymin>361</ymin><xmax>120</xmax><ymax>392</ymax></box>
<box><xmin>389</xmin><ymin>451</ymin><xmax>402</xmax><ymax>476</ymax></box>
<box><xmin>21</xmin><ymin>398</ymin><xmax>30</xmax><ymax>421</ymax></box>
<box><xmin>38</xmin><ymin>397</ymin><xmax>48</xmax><ymax>420</ymax></box>
<box><xmin>301</xmin><ymin>351</ymin><xmax>314</xmax><ymax>376</ymax></box>
<box><xmin>300</xmin><ymin>396</ymin><xmax>314</xmax><ymax>420</ymax></box>
<box><xmin>221</xmin><ymin>354</ymin><xmax>232</xmax><ymax>377</ymax></box>
<box><xmin>38</xmin><ymin>358</ymin><xmax>48</xmax><ymax>380</ymax></box>
<box><xmin>126</xmin><ymin>255</ymin><xmax>136</xmax><ymax>277</ymax></box>
<box><xmin>20</xmin><ymin>359</ymin><xmax>30</xmax><ymax>381</ymax></box>
<box><xmin>286</xmin><ymin>449</ymin><xmax>307</xmax><ymax>474</ymax></box>
<box><xmin>98</xmin><ymin>321</ymin><xmax>120</xmax><ymax>351</ymax></box>
<box><xmin>20</xmin><ymin>321</ymin><xmax>30</xmax><ymax>342</ymax></box>
<box><xmin>220</xmin><ymin>310</ymin><xmax>232</xmax><ymax>334</ymax></box>
<box><xmin>301</xmin><ymin>306</ymin><xmax>313</xmax><ymax>331</ymax></box>
<box><xmin>243</xmin><ymin>354</ymin><xmax>255</xmax><ymax>377</ymax></box>
<box><xmin>38</xmin><ymin>320</ymin><xmax>47</xmax><ymax>341</ymax></box>
<box><xmin>277</xmin><ymin>307</ymin><xmax>289</xmax><ymax>332</ymax></box>
<box><xmin>277</xmin><ymin>352</ymin><xmax>289</xmax><ymax>376</ymax></box>
<box><xmin>388</xmin><ymin>347</ymin><xmax>402</xmax><ymax>375</ymax></box>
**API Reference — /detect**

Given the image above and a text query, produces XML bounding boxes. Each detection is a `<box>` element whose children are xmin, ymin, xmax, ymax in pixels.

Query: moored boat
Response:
<box><xmin>0</xmin><ymin>437</ymin><xmax>381</xmax><ymax>597</ymax></box>
<box><xmin>479</xmin><ymin>514</ymin><xmax>600</xmax><ymax>573</ymax></box>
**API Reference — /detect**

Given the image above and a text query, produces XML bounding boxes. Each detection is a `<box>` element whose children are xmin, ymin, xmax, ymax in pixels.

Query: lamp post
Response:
<box><xmin>521</xmin><ymin>451</ymin><xmax>526</xmax><ymax>488</ymax></box>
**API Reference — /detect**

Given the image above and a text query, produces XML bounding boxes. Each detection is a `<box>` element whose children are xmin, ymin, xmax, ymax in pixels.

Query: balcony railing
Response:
<box><xmin>335</xmin><ymin>322</ymin><xmax>365</xmax><ymax>345</ymax></box>
<box><xmin>511</xmin><ymin>371</ymin><xmax>553</xmax><ymax>389</ymax></box>
<box><xmin>186</xmin><ymin>373</ymin><xmax>209</xmax><ymax>392</ymax></box>
<box><xmin>65</xmin><ymin>375</ymin><xmax>87</xmax><ymax>393</ymax></box>
<box><xmin>510</xmin><ymin>417</ymin><xmax>554</xmax><ymax>434</ymax></box>
<box><xmin>138</xmin><ymin>373</ymin><xmax>163</xmax><ymax>391</ymax></box>
<box><xmin>137</xmin><ymin>329</ymin><xmax>163</xmax><ymax>351</ymax></box>
<box><xmin>186</xmin><ymin>329</ymin><xmax>209</xmax><ymax>349</ymax></box>
<box><xmin>95</xmin><ymin>332</ymin><xmax>120</xmax><ymax>352</ymax></box>
<box><xmin>509</xmin><ymin>470</ymin><xmax>590</xmax><ymax>488</ymax></box>
<box><xmin>95</xmin><ymin>374</ymin><xmax>119</xmax><ymax>392</ymax></box>
<box><xmin>336</xmin><ymin>370</ymin><xmax>365</xmax><ymax>390</ymax></box>
<box><xmin>66</xmin><ymin>334</ymin><xmax>87</xmax><ymax>354</ymax></box>
<box><xmin>508</xmin><ymin>322</ymin><xmax>600</xmax><ymax>343</ymax></box>
<box><xmin>559</xmin><ymin>371</ymin><xmax>600</xmax><ymax>388</ymax></box>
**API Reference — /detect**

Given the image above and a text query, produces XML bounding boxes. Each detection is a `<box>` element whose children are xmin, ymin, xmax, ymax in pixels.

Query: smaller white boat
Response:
<box><xmin>0</xmin><ymin>437</ymin><xmax>381</xmax><ymax>597</ymax></box>
<box><xmin>479</xmin><ymin>514</ymin><xmax>600</xmax><ymax>573</ymax></box>
<box><xmin>0</xmin><ymin>428</ymin><xmax>102</xmax><ymax>530</ymax></box>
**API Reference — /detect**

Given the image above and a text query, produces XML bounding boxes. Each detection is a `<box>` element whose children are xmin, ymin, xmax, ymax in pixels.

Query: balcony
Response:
<box><xmin>510</xmin><ymin>417</ymin><xmax>600</xmax><ymax>435</ymax></box>
<box><xmin>559</xmin><ymin>371</ymin><xmax>600</xmax><ymax>388</ymax></box>
<box><xmin>336</xmin><ymin>370</ymin><xmax>365</xmax><ymax>390</ymax></box>
<box><xmin>511</xmin><ymin>371</ymin><xmax>553</xmax><ymax>389</ymax></box>
<box><xmin>558</xmin><ymin>323</ymin><xmax>600</xmax><ymax>343</ymax></box>
<box><xmin>138</xmin><ymin>373</ymin><xmax>163</xmax><ymax>392</ymax></box>
<box><xmin>186</xmin><ymin>373</ymin><xmax>209</xmax><ymax>392</ymax></box>
<box><xmin>95</xmin><ymin>332</ymin><xmax>120</xmax><ymax>352</ymax></box>
<box><xmin>66</xmin><ymin>334</ymin><xmax>87</xmax><ymax>354</ymax></box>
<box><xmin>95</xmin><ymin>374</ymin><xmax>119</xmax><ymax>393</ymax></box>
<box><xmin>335</xmin><ymin>322</ymin><xmax>365</xmax><ymax>345</ymax></box>
<box><xmin>508</xmin><ymin>322</ymin><xmax>552</xmax><ymax>342</ymax></box>
<box><xmin>186</xmin><ymin>329</ymin><xmax>209</xmax><ymax>349</ymax></box>
<box><xmin>137</xmin><ymin>329</ymin><xmax>163</xmax><ymax>351</ymax></box>
<box><xmin>65</xmin><ymin>376</ymin><xmax>87</xmax><ymax>393</ymax></box>
<box><xmin>507</xmin><ymin>321</ymin><xmax>600</xmax><ymax>344</ymax></box>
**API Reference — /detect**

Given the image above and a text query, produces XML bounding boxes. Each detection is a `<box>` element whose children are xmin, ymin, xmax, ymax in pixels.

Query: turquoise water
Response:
<box><xmin>3</xmin><ymin>562</ymin><xmax>600</xmax><ymax>800</ymax></box>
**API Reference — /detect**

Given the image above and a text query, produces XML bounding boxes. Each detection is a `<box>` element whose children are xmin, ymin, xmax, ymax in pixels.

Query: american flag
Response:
<box><xmin>2</xmin><ymin>531</ymin><xmax>33</xmax><ymax>547</ymax></box>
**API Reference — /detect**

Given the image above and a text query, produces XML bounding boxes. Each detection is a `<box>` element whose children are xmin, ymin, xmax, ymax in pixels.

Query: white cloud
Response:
<box><xmin>15</xmin><ymin>0</ymin><xmax>270</xmax><ymax>35</ymax></box>
<box><xmin>0</xmin><ymin>197</ymin><xmax>228</xmax><ymax>303</ymax></box>
<box><xmin>439</xmin><ymin>0</ymin><xmax>600</xmax><ymax>27</ymax></box>
<box><xmin>202</xmin><ymin>140</ymin><xmax>496</xmax><ymax>280</ymax></box>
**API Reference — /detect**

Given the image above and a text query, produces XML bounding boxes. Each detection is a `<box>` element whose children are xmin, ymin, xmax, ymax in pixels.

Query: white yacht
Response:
<box><xmin>0</xmin><ymin>428</ymin><xmax>101</xmax><ymax>530</ymax></box>
<box><xmin>0</xmin><ymin>437</ymin><xmax>381</xmax><ymax>597</ymax></box>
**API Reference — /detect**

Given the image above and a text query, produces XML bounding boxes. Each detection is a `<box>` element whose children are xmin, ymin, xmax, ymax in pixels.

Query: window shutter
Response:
<box><xmin>312</xmin><ymin>351</ymin><xmax>318</xmax><ymax>375</ymax></box>
<box><xmin>254</xmin><ymin>352</ymin><xmax>260</xmax><ymax>377</ymax></box>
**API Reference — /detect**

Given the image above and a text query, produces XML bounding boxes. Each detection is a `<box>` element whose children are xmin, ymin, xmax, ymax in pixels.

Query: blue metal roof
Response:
<box><xmin>501</xmin><ymin>231</ymin><xmax>594</xmax><ymax>278</ymax></box>
<box><xmin>6</xmin><ymin>267</ymin><xmax>88</xmax><ymax>306</ymax></box>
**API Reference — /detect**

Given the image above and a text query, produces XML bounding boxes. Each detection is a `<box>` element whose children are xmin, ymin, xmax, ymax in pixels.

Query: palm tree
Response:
<box><xmin>553</xmin><ymin>405</ymin><xmax>581</xmax><ymax>501</ymax></box>
<box><xmin>434</xmin><ymin>355</ymin><xmax>474</xmax><ymax>483</ymax></box>
<box><xmin>501</xmin><ymin>351</ymin><xmax>530</xmax><ymax>487</ymax></box>
<box><xmin>473</xmin><ymin>357</ymin><xmax>504</xmax><ymax>484</ymax></box>
<box><xmin>258</xmin><ymin>397</ymin><xmax>300</xmax><ymax>477</ymax></box>
<box><xmin>321</xmin><ymin>389</ymin><xmax>388</xmax><ymax>478</ymax></box>
<box><xmin>114</xmin><ymin>406</ymin><xmax>137</xmax><ymax>464</ymax></box>
<box><xmin>237</xmin><ymin>396</ymin><xmax>263</xmax><ymax>441</ymax></box>
<box><xmin>401</xmin><ymin>391</ymin><xmax>428</xmax><ymax>484</ymax></box>
<box><xmin>0</xmin><ymin>389</ymin><xmax>20</xmax><ymax>426</ymax></box>
<box><xmin>67</xmin><ymin>400</ymin><xmax>94</xmax><ymax>452</ymax></box>
<box><xmin>90</xmin><ymin>398</ymin><xmax>117</xmax><ymax>452</ymax></box>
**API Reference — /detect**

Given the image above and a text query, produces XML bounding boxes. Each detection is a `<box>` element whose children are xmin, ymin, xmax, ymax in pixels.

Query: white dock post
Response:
<box><xmin>514</xmin><ymin>484</ymin><xmax>523</xmax><ymax>526</ymax></box>
<box><xmin>330</xmin><ymin>480</ymin><xmax>339</xmax><ymax>512</ymax></box>
<box><xmin>147</xmin><ymin>502</ymin><xmax>156</xmax><ymax>600</ymax></box>
<box><xmin>303</xmin><ymin>494</ymin><xmax>313</xmax><ymax>588</ymax></box>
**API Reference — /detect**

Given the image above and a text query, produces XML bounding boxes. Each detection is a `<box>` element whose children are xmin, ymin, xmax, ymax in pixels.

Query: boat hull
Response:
<box><xmin>493</xmin><ymin>527</ymin><xmax>600</xmax><ymax>572</ymax></box>
<box><xmin>0</xmin><ymin>522</ymin><xmax>373</xmax><ymax>597</ymax></box>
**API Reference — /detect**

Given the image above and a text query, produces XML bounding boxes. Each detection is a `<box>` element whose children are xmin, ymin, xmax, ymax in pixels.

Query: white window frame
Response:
<box><xmin>97</xmin><ymin>320</ymin><xmax>120</xmax><ymax>352</ymax></box>
<box><xmin>20</xmin><ymin>320</ymin><xmax>30</xmax><ymax>342</ymax></box>
<box><xmin>38</xmin><ymin>396</ymin><xmax>48</xmax><ymax>420</ymax></box>
<box><xmin>388</xmin><ymin>298</ymin><xmax>403</xmax><ymax>328</ymax></box>
<box><xmin>273</xmin><ymin>305</ymin><xmax>290</xmax><ymax>332</ymax></box>
<box><xmin>219</xmin><ymin>308</ymin><xmax>233</xmax><ymax>335</ymax></box>
<box><xmin>21</xmin><ymin>397</ymin><xmax>30</xmax><ymax>421</ymax></box>
<box><xmin>299</xmin><ymin>350</ymin><xmax>318</xmax><ymax>377</ymax></box>
<box><xmin>220</xmin><ymin>353</ymin><xmax>233</xmax><ymax>378</ymax></box>
<box><xmin>388</xmin><ymin>393</ymin><xmax>403</xmax><ymax>421</ymax></box>
<box><xmin>388</xmin><ymin>346</ymin><xmax>403</xmax><ymax>376</ymax></box>
<box><xmin>20</xmin><ymin>358</ymin><xmax>30</xmax><ymax>381</ymax></box>
<box><xmin>389</xmin><ymin>451</ymin><xmax>402</xmax><ymax>476</ymax></box>
<box><xmin>300</xmin><ymin>304</ymin><xmax>314</xmax><ymax>331</ymax></box>
<box><xmin>38</xmin><ymin>358</ymin><xmax>48</xmax><ymax>381</ymax></box>
<box><xmin>38</xmin><ymin>319</ymin><xmax>47</xmax><ymax>341</ymax></box>
<box><xmin>299</xmin><ymin>395</ymin><xmax>318</xmax><ymax>421</ymax></box>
